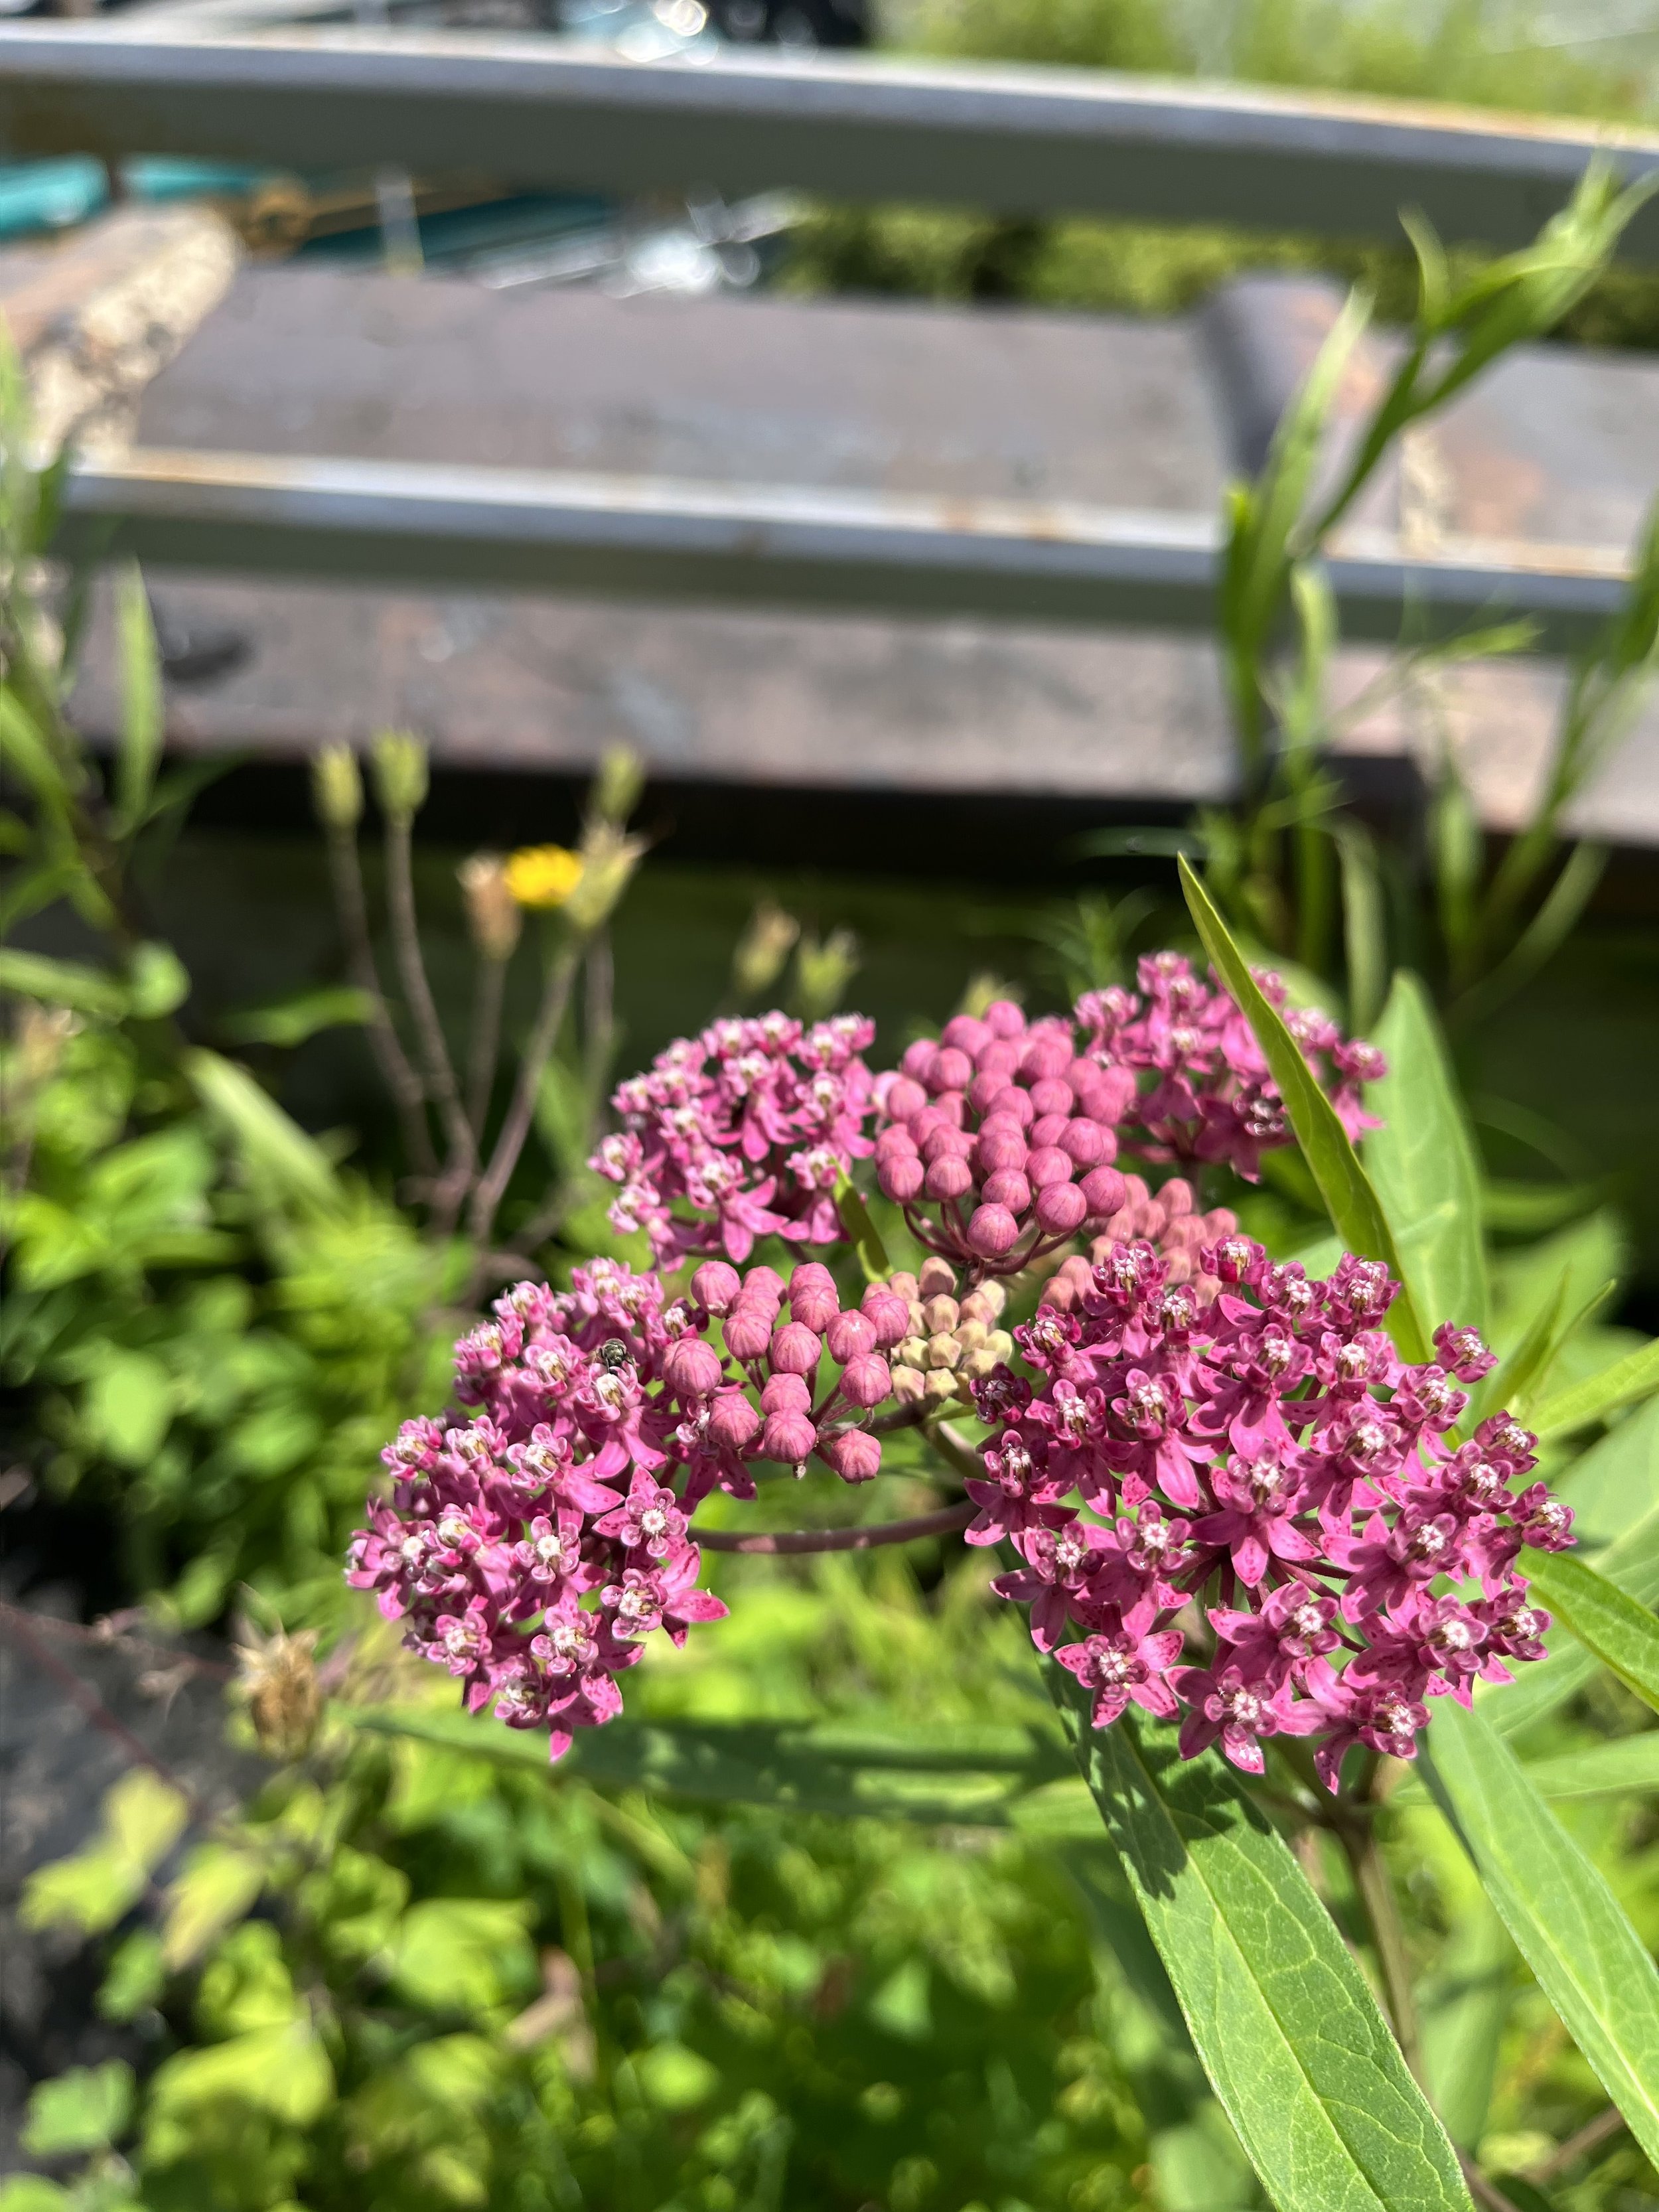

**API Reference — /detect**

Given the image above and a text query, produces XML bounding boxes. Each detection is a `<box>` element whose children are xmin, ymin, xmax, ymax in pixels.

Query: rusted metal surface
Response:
<box><xmin>0</xmin><ymin>25</ymin><xmax>1656</xmax><ymax>257</ymax></box>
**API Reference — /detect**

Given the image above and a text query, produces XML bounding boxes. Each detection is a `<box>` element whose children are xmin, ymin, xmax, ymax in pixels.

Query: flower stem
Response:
<box><xmin>1333</xmin><ymin>1798</ymin><xmax>1423</xmax><ymax>2083</ymax></box>
<box><xmin>697</xmin><ymin>1502</ymin><xmax>974</xmax><ymax>1555</ymax></box>
<box><xmin>467</xmin><ymin>934</ymin><xmax>583</xmax><ymax>1259</ymax></box>
<box><xmin>323</xmin><ymin>820</ymin><xmax>434</xmax><ymax>1175</ymax></box>
<box><xmin>384</xmin><ymin>808</ymin><xmax>475</xmax><ymax>1209</ymax></box>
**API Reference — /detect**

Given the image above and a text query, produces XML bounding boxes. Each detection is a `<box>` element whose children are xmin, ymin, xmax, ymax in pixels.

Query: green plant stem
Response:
<box><xmin>322</xmin><ymin>820</ymin><xmax>434</xmax><ymax>1177</ymax></box>
<box><xmin>383</xmin><ymin>808</ymin><xmax>474</xmax><ymax>1213</ymax></box>
<box><xmin>467</xmin><ymin>934</ymin><xmax>583</xmax><ymax>1259</ymax></box>
<box><xmin>696</xmin><ymin>1502</ymin><xmax>974</xmax><ymax>1555</ymax></box>
<box><xmin>1333</xmin><ymin>1800</ymin><xmax>1422</xmax><ymax>2085</ymax></box>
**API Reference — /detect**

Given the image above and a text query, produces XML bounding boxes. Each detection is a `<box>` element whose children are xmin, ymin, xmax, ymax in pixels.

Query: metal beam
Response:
<box><xmin>56</xmin><ymin>447</ymin><xmax>1628</xmax><ymax>654</ymax></box>
<box><xmin>0</xmin><ymin>25</ymin><xmax>1655</xmax><ymax>258</ymax></box>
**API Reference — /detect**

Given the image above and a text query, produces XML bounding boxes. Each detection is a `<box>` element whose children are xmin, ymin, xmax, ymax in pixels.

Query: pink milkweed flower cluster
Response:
<box><xmin>977</xmin><ymin>1236</ymin><xmax>1568</xmax><ymax>1789</ymax></box>
<box><xmin>347</xmin><ymin>1255</ymin><xmax>910</xmax><ymax>1758</ymax></box>
<box><xmin>871</xmin><ymin>976</ymin><xmax>1380</xmax><ymax>1278</ymax></box>
<box><xmin>1077</xmin><ymin>953</ymin><xmax>1384</xmax><ymax>1179</ymax></box>
<box><xmin>590</xmin><ymin>1012</ymin><xmax>875</xmax><ymax>1266</ymax></box>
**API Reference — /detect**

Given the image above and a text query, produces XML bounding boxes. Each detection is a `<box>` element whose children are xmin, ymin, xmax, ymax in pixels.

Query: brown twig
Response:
<box><xmin>0</xmin><ymin>1598</ymin><xmax>232</xmax><ymax>1679</ymax></box>
<box><xmin>467</xmin><ymin>935</ymin><xmax>583</xmax><ymax>1258</ymax></box>
<box><xmin>1332</xmin><ymin>1770</ymin><xmax>1423</xmax><ymax>2083</ymax></box>
<box><xmin>323</xmin><ymin>819</ymin><xmax>434</xmax><ymax>1174</ymax></box>
<box><xmin>1529</xmin><ymin>2105</ymin><xmax>1626</xmax><ymax>2183</ymax></box>
<box><xmin>1458</xmin><ymin>2153</ymin><xmax>1528</xmax><ymax>2212</ymax></box>
<box><xmin>465</xmin><ymin>948</ymin><xmax>509</xmax><ymax>1143</ymax></box>
<box><xmin>695</xmin><ymin>1501</ymin><xmax>974</xmax><ymax>1555</ymax></box>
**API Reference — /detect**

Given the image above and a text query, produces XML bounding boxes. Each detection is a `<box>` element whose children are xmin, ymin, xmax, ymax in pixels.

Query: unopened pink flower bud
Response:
<box><xmin>983</xmin><ymin>999</ymin><xmax>1025</xmax><ymax>1037</ymax></box>
<box><xmin>789</xmin><ymin>1264</ymin><xmax>839</xmax><ymax>1331</ymax></box>
<box><xmin>723</xmin><ymin>1305</ymin><xmax>774</xmax><ymax>1363</ymax></box>
<box><xmin>933</xmin><ymin>1046</ymin><xmax>973</xmax><ymax>1093</ymax></box>
<box><xmin>743</xmin><ymin>1265</ymin><xmax>785</xmax><ymax>1303</ymax></box>
<box><xmin>840</xmin><ymin>1353</ymin><xmax>892</xmax><ymax>1407</ymax></box>
<box><xmin>1079</xmin><ymin>1166</ymin><xmax>1127</xmax><ymax>1218</ymax></box>
<box><xmin>1027</xmin><ymin>1146</ymin><xmax>1073</xmax><ymax>1190</ymax></box>
<box><xmin>760</xmin><ymin>1371</ymin><xmax>811</xmax><ymax>1413</ymax></box>
<box><xmin>1028</xmin><ymin>1077</ymin><xmax>1073</xmax><ymax>1118</ymax></box>
<box><xmin>901</xmin><ymin>1039</ymin><xmax>936</xmax><ymax>1081</ymax></box>
<box><xmin>707</xmin><ymin>1390</ymin><xmax>760</xmax><ymax>1450</ymax></box>
<box><xmin>1035</xmin><ymin>1182</ymin><xmax>1088</xmax><ymax>1236</ymax></box>
<box><xmin>975</xmin><ymin>1130</ymin><xmax>1027</xmax><ymax>1175</ymax></box>
<box><xmin>820</xmin><ymin>1428</ymin><xmax>881</xmax><ymax>1482</ymax></box>
<box><xmin>879</xmin><ymin>1155</ymin><xmax>925</xmax><ymax>1203</ymax></box>
<box><xmin>968</xmin><ymin>1070</ymin><xmax>1008</xmax><ymax>1116</ymax></box>
<box><xmin>981</xmin><ymin>1169</ymin><xmax>1031</xmax><ymax>1215</ymax></box>
<box><xmin>1060</xmin><ymin>1118</ymin><xmax>1112</xmax><ymax>1167</ymax></box>
<box><xmin>861</xmin><ymin>1287</ymin><xmax>910</xmax><ymax>1346</ymax></box>
<box><xmin>760</xmin><ymin>1410</ymin><xmax>818</xmax><ymax>1463</ymax></box>
<box><xmin>875</xmin><ymin>1126</ymin><xmax>916</xmax><ymax>1164</ymax></box>
<box><xmin>983</xmin><ymin>1086</ymin><xmax>1034</xmax><ymax>1128</ymax></box>
<box><xmin>1161</xmin><ymin>1177</ymin><xmax>1195</xmax><ymax>1217</ymax></box>
<box><xmin>826</xmin><ymin>1309</ymin><xmax>876</xmax><ymax>1362</ymax></box>
<box><xmin>925</xmin><ymin>1153</ymin><xmax>973</xmax><ymax>1201</ymax></box>
<box><xmin>769</xmin><ymin>1321</ymin><xmax>822</xmax><ymax>1375</ymax></box>
<box><xmin>968</xmin><ymin>1203</ymin><xmax>1021</xmax><ymax>1258</ymax></box>
<box><xmin>941</xmin><ymin>1013</ymin><xmax>988</xmax><ymax>1054</ymax></box>
<box><xmin>691</xmin><ymin>1260</ymin><xmax>742</xmax><ymax>1313</ymax></box>
<box><xmin>885</xmin><ymin>1076</ymin><xmax>928</xmax><ymax>1120</ymax></box>
<box><xmin>663</xmin><ymin>1338</ymin><xmax>723</xmax><ymax>1398</ymax></box>
<box><xmin>1021</xmin><ymin>1036</ymin><xmax>1072</xmax><ymax>1082</ymax></box>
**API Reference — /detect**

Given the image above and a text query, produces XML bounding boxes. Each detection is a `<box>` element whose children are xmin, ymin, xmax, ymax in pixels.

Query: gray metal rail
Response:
<box><xmin>58</xmin><ymin>449</ymin><xmax>1628</xmax><ymax>654</ymax></box>
<box><xmin>0</xmin><ymin>23</ymin><xmax>1656</xmax><ymax>257</ymax></box>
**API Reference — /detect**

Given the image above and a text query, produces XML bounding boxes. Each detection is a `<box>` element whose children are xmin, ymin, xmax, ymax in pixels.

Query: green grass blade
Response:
<box><xmin>113</xmin><ymin>563</ymin><xmax>162</xmax><ymax>836</ymax></box>
<box><xmin>1522</xmin><ymin>1549</ymin><xmax>1659</xmax><ymax>1720</ymax></box>
<box><xmin>1049</xmin><ymin>1669</ymin><xmax>1470</xmax><ymax>2212</ymax></box>
<box><xmin>1367</xmin><ymin>972</ymin><xmax>1488</xmax><ymax>1339</ymax></box>
<box><xmin>1425</xmin><ymin>1698</ymin><xmax>1659</xmax><ymax>2168</ymax></box>
<box><xmin>1532</xmin><ymin>1336</ymin><xmax>1659</xmax><ymax>1444</ymax></box>
<box><xmin>1179</xmin><ymin>855</ymin><xmax>1430</xmax><ymax>1361</ymax></box>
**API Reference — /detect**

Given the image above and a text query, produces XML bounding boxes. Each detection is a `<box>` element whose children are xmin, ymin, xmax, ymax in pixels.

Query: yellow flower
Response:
<box><xmin>503</xmin><ymin>844</ymin><xmax>585</xmax><ymax>910</ymax></box>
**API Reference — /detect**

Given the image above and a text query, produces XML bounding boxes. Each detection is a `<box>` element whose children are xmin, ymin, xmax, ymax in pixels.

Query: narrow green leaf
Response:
<box><xmin>113</xmin><ymin>563</ymin><xmax>162</xmax><ymax>834</ymax></box>
<box><xmin>1048</xmin><ymin>1671</ymin><xmax>1471</xmax><ymax>2212</ymax></box>
<box><xmin>341</xmin><ymin>1703</ymin><xmax>1072</xmax><ymax>1826</ymax></box>
<box><xmin>184</xmin><ymin>1049</ymin><xmax>345</xmax><ymax>1217</ymax></box>
<box><xmin>835</xmin><ymin>1172</ymin><xmax>891</xmax><ymax>1281</ymax></box>
<box><xmin>1367</xmin><ymin>972</ymin><xmax>1488</xmax><ymax>1338</ymax></box>
<box><xmin>1511</xmin><ymin>1734</ymin><xmax>1659</xmax><ymax>1803</ymax></box>
<box><xmin>1179</xmin><ymin>855</ymin><xmax>1430</xmax><ymax>1361</ymax></box>
<box><xmin>0</xmin><ymin>946</ymin><xmax>126</xmax><ymax>1018</ymax></box>
<box><xmin>1532</xmin><ymin>1336</ymin><xmax>1659</xmax><ymax>1444</ymax></box>
<box><xmin>1424</xmin><ymin>1698</ymin><xmax>1659</xmax><ymax>2168</ymax></box>
<box><xmin>1522</xmin><ymin>1549</ymin><xmax>1659</xmax><ymax>1720</ymax></box>
<box><xmin>218</xmin><ymin>986</ymin><xmax>376</xmax><ymax>1051</ymax></box>
<box><xmin>1336</xmin><ymin>823</ymin><xmax>1388</xmax><ymax>1035</ymax></box>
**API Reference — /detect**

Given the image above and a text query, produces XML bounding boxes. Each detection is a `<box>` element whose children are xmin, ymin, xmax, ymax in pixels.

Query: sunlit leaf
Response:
<box><xmin>1367</xmin><ymin>972</ymin><xmax>1487</xmax><ymax>1338</ymax></box>
<box><xmin>1425</xmin><ymin>1698</ymin><xmax>1659</xmax><ymax>2166</ymax></box>
<box><xmin>1522</xmin><ymin>1548</ymin><xmax>1659</xmax><ymax>1720</ymax></box>
<box><xmin>1050</xmin><ymin>1674</ymin><xmax>1470</xmax><ymax>2212</ymax></box>
<box><xmin>1179</xmin><ymin>856</ymin><xmax>1430</xmax><ymax>1361</ymax></box>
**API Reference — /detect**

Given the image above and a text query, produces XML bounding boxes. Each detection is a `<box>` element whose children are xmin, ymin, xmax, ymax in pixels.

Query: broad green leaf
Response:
<box><xmin>1522</xmin><ymin>1548</ymin><xmax>1659</xmax><ymax>1719</ymax></box>
<box><xmin>21</xmin><ymin>1771</ymin><xmax>188</xmax><ymax>1935</ymax></box>
<box><xmin>1533</xmin><ymin>1335</ymin><xmax>1659</xmax><ymax>1444</ymax></box>
<box><xmin>387</xmin><ymin>1897</ymin><xmax>535</xmax><ymax>2014</ymax></box>
<box><xmin>1425</xmin><ymin>1698</ymin><xmax>1659</xmax><ymax>2166</ymax></box>
<box><xmin>1478</xmin><ymin>1271</ymin><xmax>1615</xmax><ymax>1424</ymax></box>
<box><xmin>21</xmin><ymin>2061</ymin><xmax>133</xmax><ymax>2158</ymax></box>
<box><xmin>1179</xmin><ymin>856</ymin><xmax>1430</xmax><ymax>1361</ymax></box>
<box><xmin>185</xmin><ymin>1048</ymin><xmax>344</xmax><ymax>1216</ymax></box>
<box><xmin>1367</xmin><ymin>972</ymin><xmax>1488</xmax><ymax>1337</ymax></box>
<box><xmin>161</xmin><ymin>1842</ymin><xmax>265</xmax><ymax>1970</ymax></box>
<box><xmin>0</xmin><ymin>946</ymin><xmax>125</xmax><ymax>1018</ymax></box>
<box><xmin>147</xmin><ymin>2020</ymin><xmax>333</xmax><ymax>2126</ymax></box>
<box><xmin>84</xmin><ymin>1350</ymin><xmax>174</xmax><ymax>1467</ymax></box>
<box><xmin>113</xmin><ymin>562</ymin><xmax>162</xmax><ymax>834</ymax></box>
<box><xmin>1050</xmin><ymin>1674</ymin><xmax>1471</xmax><ymax>2212</ymax></box>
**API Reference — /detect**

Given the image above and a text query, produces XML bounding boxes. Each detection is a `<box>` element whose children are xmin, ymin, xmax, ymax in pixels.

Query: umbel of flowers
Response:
<box><xmin>349</xmin><ymin>961</ymin><xmax>1571</xmax><ymax>1787</ymax></box>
